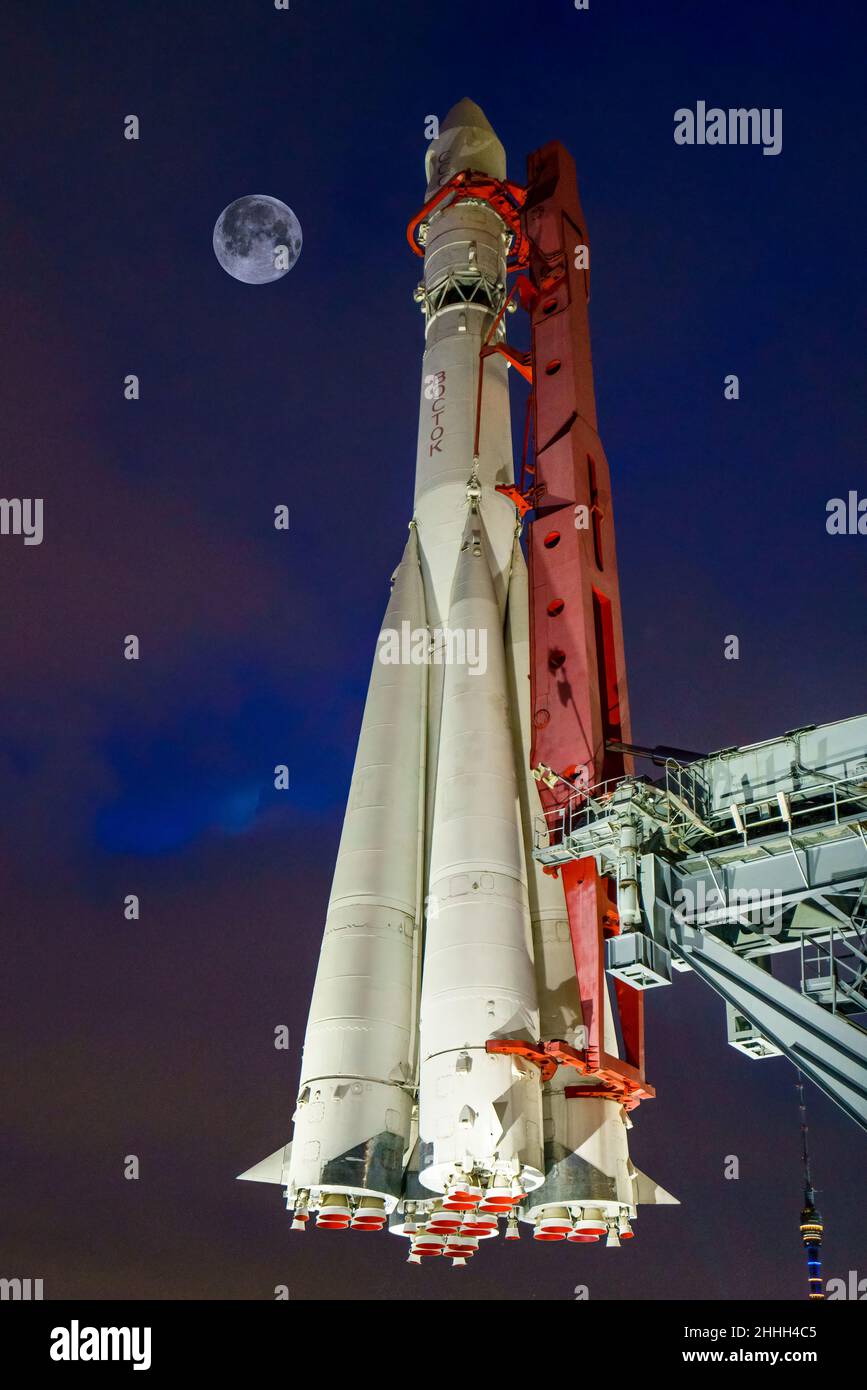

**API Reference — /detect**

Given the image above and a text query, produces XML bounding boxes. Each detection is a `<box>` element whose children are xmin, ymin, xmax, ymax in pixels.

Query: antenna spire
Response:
<box><xmin>796</xmin><ymin>1071</ymin><xmax>824</xmax><ymax>1300</ymax></box>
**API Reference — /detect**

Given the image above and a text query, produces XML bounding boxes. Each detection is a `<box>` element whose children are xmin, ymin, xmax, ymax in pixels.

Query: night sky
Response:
<box><xmin>2</xmin><ymin>0</ymin><xmax>865</xmax><ymax>1301</ymax></box>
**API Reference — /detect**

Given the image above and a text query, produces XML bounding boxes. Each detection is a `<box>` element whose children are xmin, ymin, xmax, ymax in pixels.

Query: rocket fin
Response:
<box><xmin>630</xmin><ymin>1163</ymin><xmax>680</xmax><ymax>1205</ymax></box>
<box><xmin>237</xmin><ymin>1144</ymin><xmax>290</xmax><ymax>1185</ymax></box>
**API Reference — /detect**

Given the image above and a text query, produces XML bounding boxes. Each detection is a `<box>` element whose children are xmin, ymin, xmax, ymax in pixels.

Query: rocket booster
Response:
<box><xmin>240</xmin><ymin>99</ymin><xmax>676</xmax><ymax>1257</ymax></box>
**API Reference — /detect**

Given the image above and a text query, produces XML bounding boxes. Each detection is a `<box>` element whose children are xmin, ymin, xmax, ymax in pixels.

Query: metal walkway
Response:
<box><xmin>532</xmin><ymin>714</ymin><xmax>867</xmax><ymax>1129</ymax></box>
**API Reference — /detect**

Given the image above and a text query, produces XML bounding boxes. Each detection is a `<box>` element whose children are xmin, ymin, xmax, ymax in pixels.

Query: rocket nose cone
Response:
<box><xmin>425</xmin><ymin>97</ymin><xmax>506</xmax><ymax>196</ymax></box>
<box><xmin>441</xmin><ymin>97</ymin><xmax>497</xmax><ymax>135</ymax></box>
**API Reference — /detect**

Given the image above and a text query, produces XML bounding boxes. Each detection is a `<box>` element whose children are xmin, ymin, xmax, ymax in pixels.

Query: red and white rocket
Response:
<box><xmin>240</xmin><ymin>99</ymin><xmax>676</xmax><ymax>1259</ymax></box>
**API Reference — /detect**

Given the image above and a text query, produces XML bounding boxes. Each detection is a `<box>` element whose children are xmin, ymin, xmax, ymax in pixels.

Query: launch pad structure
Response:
<box><xmin>240</xmin><ymin>100</ymin><xmax>867</xmax><ymax>1269</ymax></box>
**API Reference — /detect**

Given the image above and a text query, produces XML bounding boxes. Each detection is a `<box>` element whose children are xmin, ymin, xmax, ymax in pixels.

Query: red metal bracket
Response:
<box><xmin>406</xmin><ymin>171</ymin><xmax>530</xmax><ymax>268</ymax></box>
<box><xmin>495</xmin><ymin>482</ymin><xmax>535</xmax><ymax>518</ymax></box>
<box><xmin>486</xmin><ymin>1037</ymin><xmax>654</xmax><ymax>1109</ymax></box>
<box><xmin>563</xmin><ymin>1082</ymin><xmax>652</xmax><ymax>1111</ymax></box>
<box><xmin>485</xmin><ymin>1038</ymin><xmax>558</xmax><ymax>1083</ymax></box>
<box><xmin>481</xmin><ymin>341</ymin><xmax>533</xmax><ymax>383</ymax></box>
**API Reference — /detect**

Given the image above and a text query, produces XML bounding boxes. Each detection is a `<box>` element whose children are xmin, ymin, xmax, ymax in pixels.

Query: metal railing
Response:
<box><xmin>706</xmin><ymin>770</ymin><xmax>867</xmax><ymax>838</ymax></box>
<box><xmin>663</xmin><ymin>759</ymin><xmax>712</xmax><ymax>840</ymax></box>
<box><xmin>534</xmin><ymin>775</ymin><xmax>630</xmax><ymax>853</ymax></box>
<box><xmin>533</xmin><ymin>762</ymin><xmax>867</xmax><ymax>860</ymax></box>
<box><xmin>800</xmin><ymin>884</ymin><xmax>867</xmax><ymax>1018</ymax></box>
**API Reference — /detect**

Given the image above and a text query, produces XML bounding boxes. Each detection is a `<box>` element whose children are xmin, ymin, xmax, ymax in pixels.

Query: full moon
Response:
<box><xmin>212</xmin><ymin>195</ymin><xmax>303</xmax><ymax>285</ymax></box>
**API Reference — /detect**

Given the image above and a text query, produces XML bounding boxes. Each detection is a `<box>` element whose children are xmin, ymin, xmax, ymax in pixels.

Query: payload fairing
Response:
<box><xmin>240</xmin><ymin>99</ymin><xmax>676</xmax><ymax>1260</ymax></box>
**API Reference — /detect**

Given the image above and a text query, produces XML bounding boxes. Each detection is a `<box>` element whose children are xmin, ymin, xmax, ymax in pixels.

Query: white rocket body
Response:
<box><xmin>282</xmin><ymin>530</ymin><xmax>426</xmax><ymax>1214</ymax></box>
<box><xmin>240</xmin><ymin>100</ymin><xmax>676</xmax><ymax>1248</ymax></box>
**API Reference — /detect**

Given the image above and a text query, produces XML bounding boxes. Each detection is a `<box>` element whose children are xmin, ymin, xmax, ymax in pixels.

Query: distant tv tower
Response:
<box><xmin>797</xmin><ymin>1072</ymin><xmax>825</xmax><ymax>1300</ymax></box>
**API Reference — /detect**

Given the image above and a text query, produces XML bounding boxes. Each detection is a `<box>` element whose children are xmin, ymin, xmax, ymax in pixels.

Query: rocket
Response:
<box><xmin>240</xmin><ymin>99</ymin><xmax>677</xmax><ymax>1259</ymax></box>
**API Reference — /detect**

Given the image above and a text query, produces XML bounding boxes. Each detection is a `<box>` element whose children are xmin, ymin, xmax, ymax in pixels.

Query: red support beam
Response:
<box><xmin>521</xmin><ymin>141</ymin><xmax>649</xmax><ymax>1102</ymax></box>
